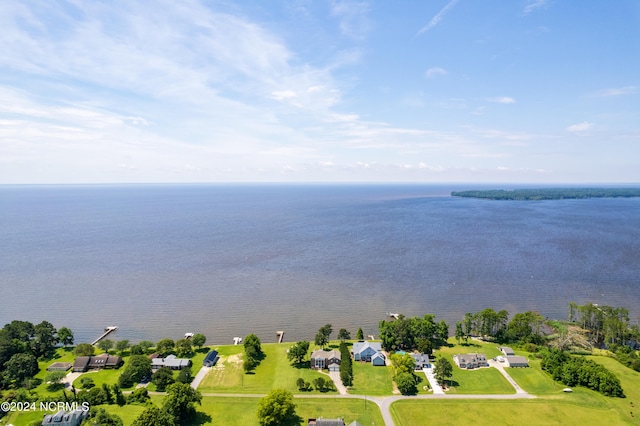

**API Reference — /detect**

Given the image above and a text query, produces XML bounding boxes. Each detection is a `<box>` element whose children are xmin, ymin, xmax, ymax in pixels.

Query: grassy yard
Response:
<box><xmin>390</xmin><ymin>398</ymin><xmax>631</xmax><ymax>426</ymax></box>
<box><xmin>504</xmin><ymin>358</ymin><xmax>562</xmax><ymax>395</ymax></box>
<box><xmin>197</xmin><ymin>343</ymin><xmax>336</xmax><ymax>394</ymax></box>
<box><xmin>349</xmin><ymin>361</ymin><xmax>394</xmax><ymax>395</ymax></box>
<box><xmin>190</xmin><ymin>396</ymin><xmax>384</xmax><ymax>426</ymax></box>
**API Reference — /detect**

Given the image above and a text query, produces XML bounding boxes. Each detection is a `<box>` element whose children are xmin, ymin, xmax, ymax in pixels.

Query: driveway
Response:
<box><xmin>488</xmin><ymin>359</ymin><xmax>528</xmax><ymax>394</ymax></box>
<box><xmin>191</xmin><ymin>366</ymin><xmax>211</xmax><ymax>389</ymax></box>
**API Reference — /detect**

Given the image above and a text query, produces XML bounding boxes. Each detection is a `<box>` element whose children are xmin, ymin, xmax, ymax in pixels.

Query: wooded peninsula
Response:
<box><xmin>451</xmin><ymin>187</ymin><xmax>640</xmax><ymax>200</ymax></box>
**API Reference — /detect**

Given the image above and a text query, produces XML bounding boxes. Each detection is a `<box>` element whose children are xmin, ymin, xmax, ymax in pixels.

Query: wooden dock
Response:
<box><xmin>91</xmin><ymin>326</ymin><xmax>119</xmax><ymax>345</ymax></box>
<box><xmin>276</xmin><ymin>331</ymin><xmax>284</xmax><ymax>343</ymax></box>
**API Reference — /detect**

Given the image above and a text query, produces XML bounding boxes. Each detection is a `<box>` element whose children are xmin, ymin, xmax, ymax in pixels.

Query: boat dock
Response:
<box><xmin>276</xmin><ymin>331</ymin><xmax>284</xmax><ymax>343</ymax></box>
<box><xmin>91</xmin><ymin>326</ymin><xmax>119</xmax><ymax>345</ymax></box>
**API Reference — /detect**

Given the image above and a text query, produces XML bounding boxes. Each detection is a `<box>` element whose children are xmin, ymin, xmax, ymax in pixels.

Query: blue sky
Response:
<box><xmin>1</xmin><ymin>0</ymin><xmax>639</xmax><ymax>183</ymax></box>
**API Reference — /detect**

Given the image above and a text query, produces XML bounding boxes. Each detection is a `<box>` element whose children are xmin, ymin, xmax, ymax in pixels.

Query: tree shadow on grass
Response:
<box><xmin>292</xmin><ymin>361</ymin><xmax>310</xmax><ymax>370</ymax></box>
<box><xmin>280</xmin><ymin>414</ymin><xmax>304</xmax><ymax>426</ymax></box>
<box><xmin>460</xmin><ymin>342</ymin><xmax>481</xmax><ymax>348</ymax></box>
<box><xmin>183</xmin><ymin>411</ymin><xmax>212</xmax><ymax>426</ymax></box>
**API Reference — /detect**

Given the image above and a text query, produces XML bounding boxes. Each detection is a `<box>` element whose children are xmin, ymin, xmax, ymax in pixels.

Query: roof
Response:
<box><xmin>352</xmin><ymin>341</ymin><xmax>382</xmax><ymax>355</ymax></box>
<box><xmin>47</xmin><ymin>362</ymin><xmax>72</xmax><ymax>371</ymax></box>
<box><xmin>311</xmin><ymin>349</ymin><xmax>341</xmax><ymax>360</ymax></box>
<box><xmin>204</xmin><ymin>350</ymin><xmax>219</xmax><ymax>361</ymax></box>
<box><xmin>73</xmin><ymin>356</ymin><xmax>90</xmax><ymax>370</ymax></box>
<box><xmin>309</xmin><ymin>418</ymin><xmax>346</xmax><ymax>426</ymax></box>
<box><xmin>499</xmin><ymin>347</ymin><xmax>515</xmax><ymax>355</ymax></box>
<box><xmin>505</xmin><ymin>355</ymin><xmax>528</xmax><ymax>365</ymax></box>
<box><xmin>410</xmin><ymin>353</ymin><xmax>429</xmax><ymax>363</ymax></box>
<box><xmin>152</xmin><ymin>354</ymin><xmax>191</xmax><ymax>369</ymax></box>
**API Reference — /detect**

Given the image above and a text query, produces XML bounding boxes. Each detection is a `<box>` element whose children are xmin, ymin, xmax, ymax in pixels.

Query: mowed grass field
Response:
<box><xmin>197</xmin><ymin>343</ymin><xmax>336</xmax><ymax>394</ymax></box>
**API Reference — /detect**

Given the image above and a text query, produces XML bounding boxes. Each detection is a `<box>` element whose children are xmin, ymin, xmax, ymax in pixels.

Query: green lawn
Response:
<box><xmin>197</xmin><ymin>343</ymin><xmax>336</xmax><ymax>394</ymax></box>
<box><xmin>349</xmin><ymin>361</ymin><xmax>394</xmax><ymax>395</ymax></box>
<box><xmin>390</xmin><ymin>398</ymin><xmax>631</xmax><ymax>426</ymax></box>
<box><xmin>504</xmin><ymin>358</ymin><xmax>562</xmax><ymax>395</ymax></box>
<box><xmin>188</xmin><ymin>396</ymin><xmax>383</xmax><ymax>426</ymax></box>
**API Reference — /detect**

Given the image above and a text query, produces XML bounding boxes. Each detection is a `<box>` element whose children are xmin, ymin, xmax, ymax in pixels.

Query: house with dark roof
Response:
<box><xmin>47</xmin><ymin>362</ymin><xmax>72</xmax><ymax>372</ymax></box>
<box><xmin>72</xmin><ymin>354</ymin><xmax>122</xmax><ymax>372</ymax></box>
<box><xmin>203</xmin><ymin>350</ymin><xmax>219</xmax><ymax>367</ymax></box>
<box><xmin>453</xmin><ymin>353</ymin><xmax>489</xmax><ymax>369</ymax></box>
<box><xmin>310</xmin><ymin>349</ymin><xmax>341</xmax><ymax>371</ymax></box>
<box><xmin>151</xmin><ymin>354</ymin><xmax>192</xmax><ymax>370</ymax></box>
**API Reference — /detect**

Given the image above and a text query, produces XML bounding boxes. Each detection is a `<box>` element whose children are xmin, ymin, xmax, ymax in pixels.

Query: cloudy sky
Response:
<box><xmin>1</xmin><ymin>0</ymin><xmax>639</xmax><ymax>183</ymax></box>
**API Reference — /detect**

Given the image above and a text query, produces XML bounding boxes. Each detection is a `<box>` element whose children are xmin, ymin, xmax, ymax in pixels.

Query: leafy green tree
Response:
<box><xmin>129</xmin><ymin>344</ymin><xmax>144</xmax><ymax>355</ymax></box>
<box><xmin>244</xmin><ymin>334</ymin><xmax>263</xmax><ymax>372</ymax></box>
<box><xmin>163</xmin><ymin>382</ymin><xmax>202</xmax><ymax>423</ymax></box>
<box><xmin>155</xmin><ymin>339</ymin><xmax>175</xmax><ymax>357</ymax></box>
<box><xmin>84</xmin><ymin>407</ymin><xmax>123</xmax><ymax>426</ymax></box>
<box><xmin>257</xmin><ymin>389</ymin><xmax>298</xmax><ymax>426</ymax></box>
<box><xmin>118</xmin><ymin>355</ymin><xmax>152</xmax><ymax>388</ymax></box>
<box><xmin>32</xmin><ymin>321</ymin><xmax>57</xmax><ymax>358</ymax></box>
<box><xmin>79</xmin><ymin>376</ymin><xmax>95</xmax><ymax>389</ymax></box>
<box><xmin>44</xmin><ymin>370</ymin><xmax>67</xmax><ymax>391</ymax></box>
<box><xmin>176</xmin><ymin>366</ymin><xmax>193</xmax><ymax>384</ymax></box>
<box><xmin>356</xmin><ymin>327</ymin><xmax>364</xmax><ymax>341</ymax></box>
<box><xmin>455</xmin><ymin>322</ymin><xmax>464</xmax><ymax>345</ymax></box>
<box><xmin>437</xmin><ymin>320</ymin><xmax>449</xmax><ymax>343</ymax></box>
<box><xmin>390</xmin><ymin>353</ymin><xmax>416</xmax><ymax>375</ymax></box>
<box><xmin>337</xmin><ymin>328</ymin><xmax>351</xmax><ymax>342</ymax></box>
<box><xmin>115</xmin><ymin>340</ymin><xmax>130</xmax><ymax>355</ymax></box>
<box><xmin>434</xmin><ymin>356</ymin><xmax>453</xmax><ymax>387</ymax></box>
<box><xmin>314</xmin><ymin>332</ymin><xmax>328</xmax><ymax>348</ymax></box>
<box><xmin>191</xmin><ymin>333</ymin><xmax>206</xmax><ymax>349</ymax></box>
<box><xmin>57</xmin><ymin>327</ymin><xmax>74</xmax><ymax>346</ymax></box>
<box><xmin>287</xmin><ymin>341</ymin><xmax>310</xmax><ymax>365</ymax></box>
<box><xmin>175</xmin><ymin>338</ymin><xmax>193</xmax><ymax>357</ymax></box>
<box><xmin>127</xmin><ymin>387</ymin><xmax>151</xmax><ymax>405</ymax></box>
<box><xmin>112</xmin><ymin>384</ymin><xmax>126</xmax><ymax>406</ymax></box>
<box><xmin>3</xmin><ymin>353</ymin><xmax>38</xmax><ymax>385</ymax></box>
<box><xmin>296</xmin><ymin>377</ymin><xmax>306</xmax><ymax>390</ymax></box>
<box><xmin>152</xmin><ymin>367</ymin><xmax>175</xmax><ymax>392</ymax></box>
<box><xmin>132</xmin><ymin>406</ymin><xmax>176</xmax><ymax>426</ymax></box>
<box><xmin>73</xmin><ymin>343</ymin><xmax>95</xmax><ymax>357</ymax></box>
<box><xmin>395</xmin><ymin>371</ymin><xmax>418</xmax><ymax>395</ymax></box>
<box><xmin>138</xmin><ymin>340</ymin><xmax>155</xmax><ymax>353</ymax></box>
<box><xmin>97</xmin><ymin>339</ymin><xmax>114</xmax><ymax>353</ymax></box>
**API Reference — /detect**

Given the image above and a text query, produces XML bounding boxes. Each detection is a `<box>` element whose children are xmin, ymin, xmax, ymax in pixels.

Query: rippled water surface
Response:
<box><xmin>1</xmin><ymin>184</ymin><xmax>639</xmax><ymax>344</ymax></box>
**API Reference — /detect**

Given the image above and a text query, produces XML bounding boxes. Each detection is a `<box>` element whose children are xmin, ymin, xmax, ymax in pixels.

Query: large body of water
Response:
<box><xmin>1</xmin><ymin>184</ymin><xmax>639</xmax><ymax>345</ymax></box>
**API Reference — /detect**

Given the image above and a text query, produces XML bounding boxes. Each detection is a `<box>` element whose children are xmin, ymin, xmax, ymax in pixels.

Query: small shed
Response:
<box><xmin>371</xmin><ymin>352</ymin><xmax>386</xmax><ymax>366</ymax></box>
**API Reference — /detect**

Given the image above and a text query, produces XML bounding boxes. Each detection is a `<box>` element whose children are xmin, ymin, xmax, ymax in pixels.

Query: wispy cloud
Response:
<box><xmin>523</xmin><ymin>0</ymin><xmax>548</xmax><ymax>15</ymax></box>
<box><xmin>330</xmin><ymin>1</ymin><xmax>372</xmax><ymax>39</ymax></box>
<box><xmin>426</xmin><ymin>67</ymin><xmax>447</xmax><ymax>78</ymax></box>
<box><xmin>417</xmin><ymin>0</ymin><xmax>459</xmax><ymax>35</ymax></box>
<box><xmin>487</xmin><ymin>96</ymin><xmax>516</xmax><ymax>104</ymax></box>
<box><xmin>566</xmin><ymin>121</ymin><xmax>594</xmax><ymax>132</ymax></box>
<box><xmin>589</xmin><ymin>85</ymin><xmax>638</xmax><ymax>97</ymax></box>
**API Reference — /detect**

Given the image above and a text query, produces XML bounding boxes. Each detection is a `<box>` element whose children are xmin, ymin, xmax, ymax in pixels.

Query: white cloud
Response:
<box><xmin>487</xmin><ymin>96</ymin><xmax>516</xmax><ymax>104</ymax></box>
<box><xmin>590</xmin><ymin>86</ymin><xmax>638</xmax><ymax>97</ymax></box>
<box><xmin>566</xmin><ymin>121</ymin><xmax>594</xmax><ymax>132</ymax></box>
<box><xmin>417</xmin><ymin>0</ymin><xmax>459</xmax><ymax>35</ymax></box>
<box><xmin>271</xmin><ymin>90</ymin><xmax>298</xmax><ymax>101</ymax></box>
<box><xmin>426</xmin><ymin>67</ymin><xmax>447</xmax><ymax>78</ymax></box>
<box><xmin>523</xmin><ymin>0</ymin><xmax>548</xmax><ymax>15</ymax></box>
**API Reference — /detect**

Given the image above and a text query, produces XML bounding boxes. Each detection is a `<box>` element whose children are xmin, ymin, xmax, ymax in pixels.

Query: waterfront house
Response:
<box><xmin>310</xmin><ymin>349</ymin><xmax>341</xmax><ymax>370</ymax></box>
<box><xmin>203</xmin><ymin>350</ymin><xmax>219</xmax><ymax>367</ymax></box>
<box><xmin>72</xmin><ymin>354</ymin><xmax>122</xmax><ymax>372</ymax></box>
<box><xmin>410</xmin><ymin>353</ymin><xmax>431</xmax><ymax>369</ymax></box>
<box><xmin>453</xmin><ymin>353</ymin><xmax>489</xmax><ymax>369</ymax></box>
<box><xmin>151</xmin><ymin>354</ymin><xmax>192</xmax><ymax>370</ymax></box>
<box><xmin>351</xmin><ymin>341</ymin><xmax>382</xmax><ymax>362</ymax></box>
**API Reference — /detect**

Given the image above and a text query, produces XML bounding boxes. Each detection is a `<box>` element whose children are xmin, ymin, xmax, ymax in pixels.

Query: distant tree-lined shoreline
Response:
<box><xmin>451</xmin><ymin>188</ymin><xmax>640</xmax><ymax>200</ymax></box>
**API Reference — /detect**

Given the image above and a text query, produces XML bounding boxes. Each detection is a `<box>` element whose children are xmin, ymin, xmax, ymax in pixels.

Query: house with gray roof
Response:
<box><xmin>151</xmin><ymin>354</ymin><xmax>192</xmax><ymax>370</ymax></box>
<box><xmin>453</xmin><ymin>353</ymin><xmax>489</xmax><ymax>369</ymax></box>
<box><xmin>410</xmin><ymin>353</ymin><xmax>431</xmax><ymax>369</ymax></box>
<box><xmin>72</xmin><ymin>354</ymin><xmax>122</xmax><ymax>372</ymax></box>
<box><xmin>41</xmin><ymin>408</ymin><xmax>88</xmax><ymax>426</ymax></box>
<box><xmin>504</xmin><ymin>355</ymin><xmax>529</xmax><ymax>367</ymax></box>
<box><xmin>310</xmin><ymin>349</ymin><xmax>341</xmax><ymax>371</ymax></box>
<box><xmin>308</xmin><ymin>418</ymin><xmax>346</xmax><ymax>426</ymax></box>
<box><xmin>499</xmin><ymin>347</ymin><xmax>515</xmax><ymax>356</ymax></box>
<box><xmin>352</xmin><ymin>341</ymin><xmax>382</xmax><ymax>362</ymax></box>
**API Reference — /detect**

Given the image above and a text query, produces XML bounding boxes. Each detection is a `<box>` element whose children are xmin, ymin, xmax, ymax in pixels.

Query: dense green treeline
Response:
<box><xmin>451</xmin><ymin>187</ymin><xmax>640</xmax><ymax>200</ymax></box>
